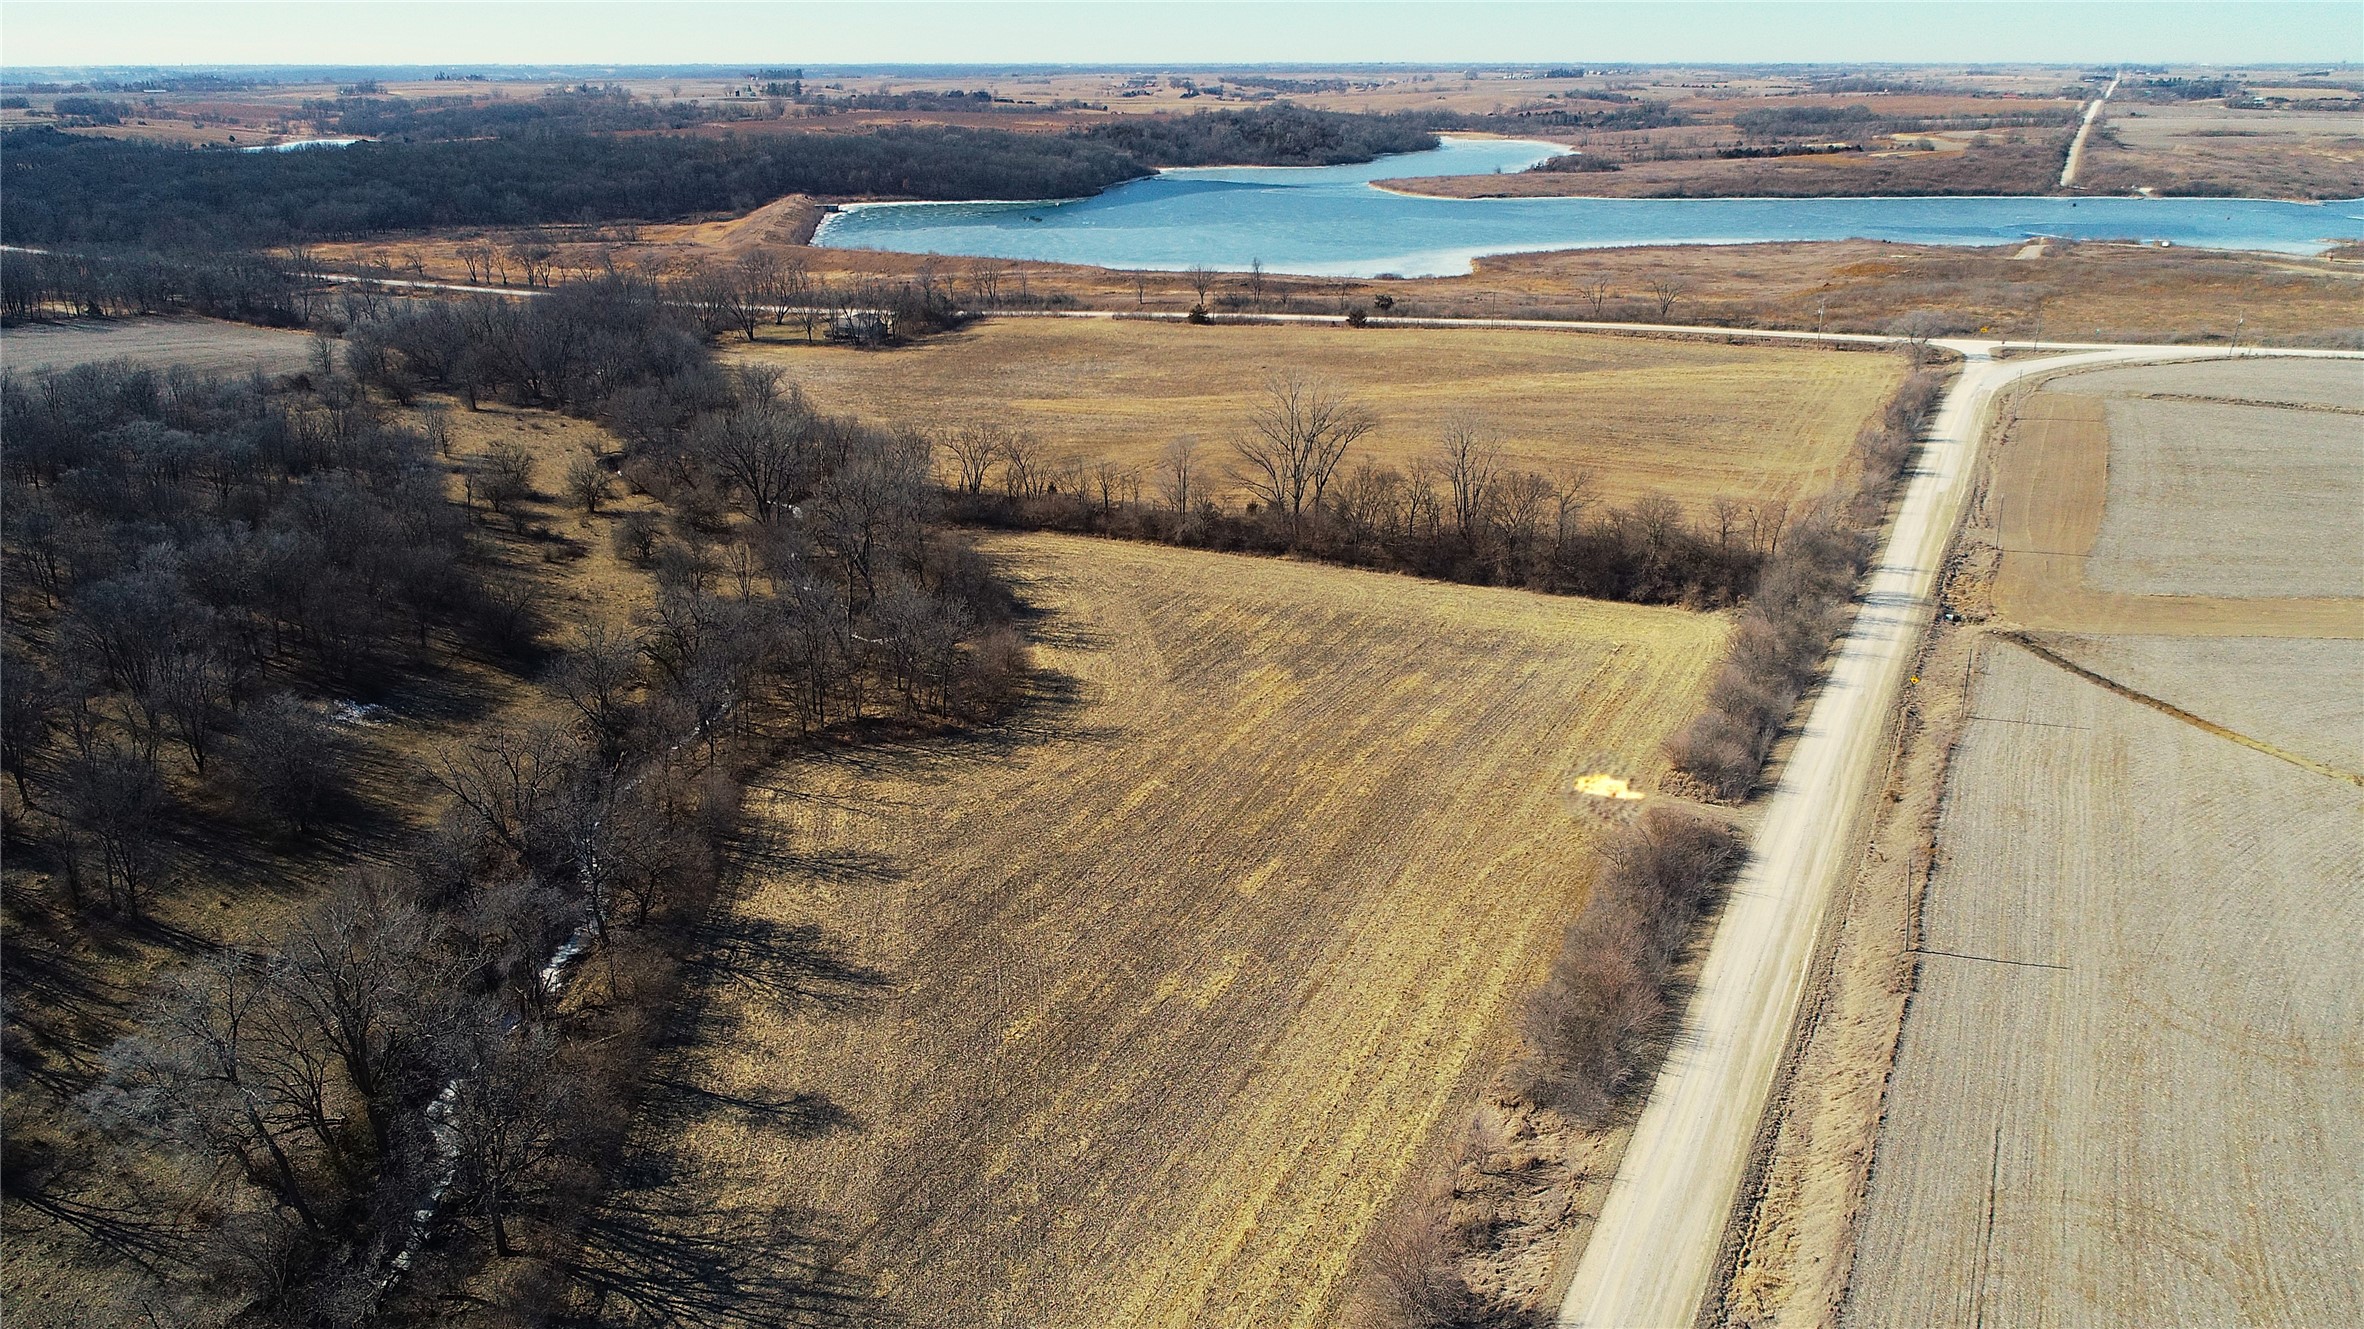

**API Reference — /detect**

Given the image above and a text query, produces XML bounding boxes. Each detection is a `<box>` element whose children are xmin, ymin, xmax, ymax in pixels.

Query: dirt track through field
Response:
<box><xmin>607</xmin><ymin>534</ymin><xmax>1723</xmax><ymax>1329</ymax></box>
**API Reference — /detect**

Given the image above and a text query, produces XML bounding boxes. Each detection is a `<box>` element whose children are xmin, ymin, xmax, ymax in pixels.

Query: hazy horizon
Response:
<box><xmin>5</xmin><ymin>2</ymin><xmax>2358</xmax><ymax>70</ymax></box>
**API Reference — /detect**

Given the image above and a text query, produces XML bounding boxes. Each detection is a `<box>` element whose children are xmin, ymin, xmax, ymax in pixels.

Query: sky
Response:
<box><xmin>3</xmin><ymin>2</ymin><xmax>2357</xmax><ymax>70</ymax></box>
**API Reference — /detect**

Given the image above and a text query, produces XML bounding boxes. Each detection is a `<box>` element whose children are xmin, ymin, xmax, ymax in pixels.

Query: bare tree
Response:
<box><xmin>457</xmin><ymin>242</ymin><xmax>495</xmax><ymax>287</ymax></box>
<box><xmin>1584</xmin><ymin>277</ymin><xmax>1613</xmax><ymax>318</ymax></box>
<box><xmin>564</xmin><ymin>453</ymin><xmax>613</xmax><ymax>516</ymax></box>
<box><xmin>550</xmin><ymin>622</ymin><xmax>645</xmax><ymax>757</ymax></box>
<box><xmin>1709</xmin><ymin>496</ymin><xmax>1744</xmax><ymax>552</ymax></box>
<box><xmin>230</xmin><ymin>694</ymin><xmax>345</xmax><ymax>834</ymax></box>
<box><xmin>1647</xmin><ymin>276</ymin><xmax>1687</xmax><ymax>319</ymax></box>
<box><xmin>58</xmin><ymin>746</ymin><xmax>168</xmax><ymax>912</ymax></box>
<box><xmin>508</xmin><ymin>231</ymin><xmax>557</xmax><ymax>289</ymax></box>
<box><xmin>446</xmin><ymin>1025</ymin><xmax>572</xmax><ymax>1258</ymax></box>
<box><xmin>1230</xmin><ymin>375</ymin><xmax>1377</xmax><ymax>538</ymax></box>
<box><xmin>475</xmin><ymin>440</ymin><xmax>537</xmax><ymax>532</ymax></box>
<box><xmin>1157</xmin><ymin>436</ymin><xmax>1200</xmax><ymax>517</ymax></box>
<box><xmin>1553</xmin><ymin>465</ymin><xmax>1595</xmax><ymax>561</ymax></box>
<box><xmin>941</xmin><ymin>423</ymin><xmax>1005</xmax><ymax>495</ymax></box>
<box><xmin>691</xmin><ymin>382</ymin><xmax>821</xmax><ymax>523</ymax></box>
<box><xmin>998</xmin><ymin>429</ymin><xmax>1047</xmax><ymax>500</ymax></box>
<box><xmin>1246</xmin><ymin>258</ymin><xmax>1267</xmax><ymax>312</ymax></box>
<box><xmin>1186</xmin><ymin>264</ymin><xmax>1215</xmax><ymax>309</ymax></box>
<box><xmin>1434</xmin><ymin>415</ymin><xmax>1501</xmax><ymax>544</ymax></box>
<box><xmin>1750</xmin><ymin>497</ymin><xmax>1791</xmax><ymax>558</ymax></box>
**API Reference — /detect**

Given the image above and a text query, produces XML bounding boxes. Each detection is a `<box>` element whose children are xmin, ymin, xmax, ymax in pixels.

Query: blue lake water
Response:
<box><xmin>814</xmin><ymin>136</ymin><xmax>2364</xmax><ymax>278</ymax></box>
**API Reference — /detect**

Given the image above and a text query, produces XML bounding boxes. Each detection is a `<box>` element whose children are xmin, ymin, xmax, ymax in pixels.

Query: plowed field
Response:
<box><xmin>1990</xmin><ymin>371</ymin><xmax>2364</xmax><ymax>638</ymax></box>
<box><xmin>609</xmin><ymin>533</ymin><xmax>1724</xmax><ymax>1329</ymax></box>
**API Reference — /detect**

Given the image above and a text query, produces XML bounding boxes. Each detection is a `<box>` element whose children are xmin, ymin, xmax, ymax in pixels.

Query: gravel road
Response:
<box><xmin>1553</xmin><ymin>340</ymin><xmax>2359</xmax><ymax>1329</ymax></box>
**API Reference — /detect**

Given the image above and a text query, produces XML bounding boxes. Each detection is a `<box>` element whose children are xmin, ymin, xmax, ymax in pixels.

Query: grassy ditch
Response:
<box><xmin>1360</xmin><ymin>364</ymin><xmax>1950</xmax><ymax>1326</ymax></box>
<box><xmin>1668</xmin><ymin>368</ymin><xmax>1946</xmax><ymax>799</ymax></box>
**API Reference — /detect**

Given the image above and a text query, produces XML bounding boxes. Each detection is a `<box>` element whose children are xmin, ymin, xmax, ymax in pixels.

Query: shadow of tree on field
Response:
<box><xmin>638</xmin><ymin>1076</ymin><xmax>860</xmax><ymax>1142</ymax></box>
<box><xmin>562</xmin><ymin>1141</ymin><xmax>889</xmax><ymax>1329</ymax></box>
<box><xmin>677</xmin><ymin>915</ymin><xmax>895</xmax><ymax>1019</ymax></box>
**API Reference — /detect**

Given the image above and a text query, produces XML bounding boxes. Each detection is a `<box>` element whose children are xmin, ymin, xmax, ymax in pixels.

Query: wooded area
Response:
<box><xmin>1</xmin><ymin>282</ymin><xmax>1024</xmax><ymax>1324</ymax></box>
<box><xmin>0</xmin><ymin>103</ymin><xmax>1449</xmax><ymax>249</ymax></box>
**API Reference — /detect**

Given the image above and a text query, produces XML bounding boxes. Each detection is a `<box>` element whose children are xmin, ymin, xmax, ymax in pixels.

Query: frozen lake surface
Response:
<box><xmin>815</xmin><ymin>136</ymin><xmax>2364</xmax><ymax>277</ymax></box>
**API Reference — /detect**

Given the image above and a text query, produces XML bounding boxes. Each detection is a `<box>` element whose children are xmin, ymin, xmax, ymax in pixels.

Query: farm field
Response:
<box><xmin>1989</xmin><ymin>364</ymin><xmax>2364</xmax><ymax>637</ymax></box>
<box><xmin>1844</xmin><ymin>641</ymin><xmax>2364</xmax><ymax>1328</ymax></box>
<box><xmin>0</xmin><ymin>316</ymin><xmax>318</xmax><ymax>375</ymax></box>
<box><xmin>740</xmin><ymin>317</ymin><xmax>1907</xmax><ymax>511</ymax></box>
<box><xmin>1843</xmin><ymin>356</ymin><xmax>2364</xmax><ymax>1328</ymax></box>
<box><xmin>598</xmin><ymin>532</ymin><xmax>1725</xmax><ymax>1329</ymax></box>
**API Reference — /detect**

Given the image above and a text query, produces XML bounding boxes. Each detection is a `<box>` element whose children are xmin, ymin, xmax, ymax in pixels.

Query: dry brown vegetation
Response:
<box><xmin>0</xmin><ymin>317</ymin><xmax>320</xmax><ymax>376</ymax></box>
<box><xmin>2080</xmin><ymin>103</ymin><xmax>2364</xmax><ymax>198</ymax></box>
<box><xmin>2</xmin><ymin>287</ymin><xmax>1026</xmax><ymax>1325</ymax></box>
<box><xmin>0</xmin><ymin>377</ymin><xmax>676</xmax><ymax>1325</ymax></box>
<box><xmin>312</xmin><ymin>217</ymin><xmax>2364</xmax><ymax>347</ymax></box>
<box><xmin>738</xmin><ymin>317</ymin><xmax>1905</xmax><ymax>512</ymax></box>
<box><xmin>619</xmin><ymin>531</ymin><xmax>1725</xmax><ymax>1329</ymax></box>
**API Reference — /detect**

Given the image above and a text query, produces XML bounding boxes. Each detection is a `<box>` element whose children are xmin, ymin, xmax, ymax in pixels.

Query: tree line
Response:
<box><xmin>0</xmin><ymin>103</ymin><xmax>1460</xmax><ymax>250</ymax></box>
<box><xmin>0</xmin><ymin>123</ymin><xmax>1150</xmax><ymax>249</ymax></box>
<box><xmin>3</xmin><ymin>284</ymin><xmax>1025</xmax><ymax>1322</ymax></box>
<box><xmin>940</xmin><ymin>375</ymin><xmax>1774</xmax><ymax>610</ymax></box>
<box><xmin>2</xmin><ymin>245</ymin><xmax>318</xmax><ymax>327</ymax></box>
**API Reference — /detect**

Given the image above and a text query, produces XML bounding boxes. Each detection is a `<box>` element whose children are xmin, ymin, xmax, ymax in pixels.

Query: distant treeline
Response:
<box><xmin>0</xmin><ymin>123</ymin><xmax>1146</xmax><ymax>247</ymax></box>
<box><xmin>1076</xmin><ymin>105</ymin><xmax>1439</xmax><ymax>165</ymax></box>
<box><xmin>307</xmin><ymin>85</ymin><xmax>762</xmax><ymax>139</ymax></box>
<box><xmin>1731</xmin><ymin>102</ymin><xmax>2080</xmax><ymax>138</ymax></box>
<box><xmin>1</xmin><ymin>104</ymin><xmax>1457</xmax><ymax>248</ymax></box>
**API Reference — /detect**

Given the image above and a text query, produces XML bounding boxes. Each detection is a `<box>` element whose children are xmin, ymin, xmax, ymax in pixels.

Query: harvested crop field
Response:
<box><xmin>2079</xmin><ymin>399</ymin><xmax>2360</xmax><ymax>599</ymax></box>
<box><xmin>0</xmin><ymin>316</ymin><xmax>317</xmax><ymax>375</ymax></box>
<box><xmin>2039</xmin><ymin>633</ymin><xmax>2364</xmax><ymax>774</ymax></box>
<box><xmin>1843</xmin><ymin>355</ymin><xmax>2364</xmax><ymax>1329</ymax></box>
<box><xmin>600</xmin><ymin>533</ymin><xmax>1724</xmax><ymax>1329</ymax></box>
<box><xmin>1844</xmin><ymin>639</ymin><xmax>2364</xmax><ymax>1329</ymax></box>
<box><xmin>1990</xmin><ymin>361</ymin><xmax>2364</xmax><ymax>637</ymax></box>
<box><xmin>738</xmin><ymin>317</ymin><xmax>1906</xmax><ymax>511</ymax></box>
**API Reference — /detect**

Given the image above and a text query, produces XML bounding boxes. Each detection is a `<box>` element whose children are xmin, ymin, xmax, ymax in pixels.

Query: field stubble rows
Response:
<box><xmin>1845</xmin><ymin>640</ymin><xmax>2364</xmax><ymax>1328</ymax></box>
<box><xmin>631</xmin><ymin>533</ymin><xmax>1725</xmax><ymax>1329</ymax></box>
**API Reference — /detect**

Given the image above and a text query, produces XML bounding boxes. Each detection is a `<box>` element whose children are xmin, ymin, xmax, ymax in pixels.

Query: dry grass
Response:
<box><xmin>314</xmin><ymin>220</ymin><xmax>2364</xmax><ymax>348</ymax></box>
<box><xmin>2081</xmin><ymin>104</ymin><xmax>2364</xmax><ymax>199</ymax></box>
<box><xmin>0</xmin><ymin>316</ymin><xmax>319</xmax><ymax>375</ymax></box>
<box><xmin>614</xmin><ymin>531</ymin><xmax>1725</xmax><ymax>1329</ymax></box>
<box><xmin>734</xmin><ymin>317</ymin><xmax>1907</xmax><ymax>512</ymax></box>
